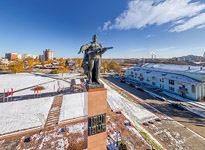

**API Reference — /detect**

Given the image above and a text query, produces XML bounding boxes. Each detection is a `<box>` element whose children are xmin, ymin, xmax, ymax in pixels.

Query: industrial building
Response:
<box><xmin>126</xmin><ymin>63</ymin><xmax>205</xmax><ymax>101</ymax></box>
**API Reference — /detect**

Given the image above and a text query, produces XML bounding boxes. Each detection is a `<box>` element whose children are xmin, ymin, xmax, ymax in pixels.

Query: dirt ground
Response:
<box><xmin>145</xmin><ymin>98</ymin><xmax>205</xmax><ymax>138</ymax></box>
<box><xmin>143</xmin><ymin>118</ymin><xmax>205</xmax><ymax>150</ymax></box>
<box><xmin>0</xmin><ymin>122</ymin><xmax>85</xmax><ymax>150</ymax></box>
<box><xmin>107</xmin><ymin>104</ymin><xmax>152</xmax><ymax>150</ymax></box>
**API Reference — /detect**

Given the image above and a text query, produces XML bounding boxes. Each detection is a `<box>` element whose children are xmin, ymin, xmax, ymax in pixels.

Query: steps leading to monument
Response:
<box><xmin>43</xmin><ymin>95</ymin><xmax>63</xmax><ymax>131</ymax></box>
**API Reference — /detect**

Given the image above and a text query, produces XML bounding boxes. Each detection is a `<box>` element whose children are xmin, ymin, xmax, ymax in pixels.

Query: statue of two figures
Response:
<box><xmin>78</xmin><ymin>34</ymin><xmax>113</xmax><ymax>88</ymax></box>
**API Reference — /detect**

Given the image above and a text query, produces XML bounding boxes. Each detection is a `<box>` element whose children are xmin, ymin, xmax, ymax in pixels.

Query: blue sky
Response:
<box><xmin>0</xmin><ymin>0</ymin><xmax>205</xmax><ymax>58</ymax></box>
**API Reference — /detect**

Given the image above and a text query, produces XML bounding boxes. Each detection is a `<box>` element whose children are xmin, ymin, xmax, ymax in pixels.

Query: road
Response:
<box><xmin>104</xmin><ymin>76</ymin><xmax>205</xmax><ymax>138</ymax></box>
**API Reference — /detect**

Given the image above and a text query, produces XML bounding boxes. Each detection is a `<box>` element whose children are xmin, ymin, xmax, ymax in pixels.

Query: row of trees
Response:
<box><xmin>4</xmin><ymin>57</ymin><xmax>122</xmax><ymax>74</ymax></box>
<box><xmin>102</xmin><ymin>60</ymin><xmax>121</xmax><ymax>74</ymax></box>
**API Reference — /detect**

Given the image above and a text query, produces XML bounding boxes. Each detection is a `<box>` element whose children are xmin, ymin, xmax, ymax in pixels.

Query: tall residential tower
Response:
<box><xmin>43</xmin><ymin>49</ymin><xmax>53</xmax><ymax>61</ymax></box>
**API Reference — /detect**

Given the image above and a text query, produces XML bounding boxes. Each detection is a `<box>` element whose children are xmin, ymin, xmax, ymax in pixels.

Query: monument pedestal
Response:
<box><xmin>87</xmin><ymin>88</ymin><xmax>107</xmax><ymax>150</ymax></box>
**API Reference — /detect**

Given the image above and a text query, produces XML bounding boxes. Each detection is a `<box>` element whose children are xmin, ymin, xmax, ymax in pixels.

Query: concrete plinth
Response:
<box><xmin>86</xmin><ymin>82</ymin><xmax>104</xmax><ymax>90</ymax></box>
<box><xmin>86</xmin><ymin>88</ymin><xmax>107</xmax><ymax>150</ymax></box>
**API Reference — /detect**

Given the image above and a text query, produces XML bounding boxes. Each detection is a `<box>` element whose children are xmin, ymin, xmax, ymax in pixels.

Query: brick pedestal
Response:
<box><xmin>87</xmin><ymin>88</ymin><xmax>107</xmax><ymax>150</ymax></box>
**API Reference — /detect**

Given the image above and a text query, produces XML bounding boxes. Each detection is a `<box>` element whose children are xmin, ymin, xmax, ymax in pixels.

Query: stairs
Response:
<box><xmin>43</xmin><ymin>95</ymin><xmax>63</xmax><ymax>131</ymax></box>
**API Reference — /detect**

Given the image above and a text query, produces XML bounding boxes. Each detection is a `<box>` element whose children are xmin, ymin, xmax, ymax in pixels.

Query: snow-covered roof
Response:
<box><xmin>139</xmin><ymin>63</ymin><xmax>205</xmax><ymax>75</ymax></box>
<box><xmin>35</xmin><ymin>65</ymin><xmax>42</xmax><ymax>67</ymax></box>
<box><xmin>128</xmin><ymin>68</ymin><xmax>199</xmax><ymax>84</ymax></box>
<box><xmin>1</xmin><ymin>61</ymin><xmax>9</xmax><ymax>64</ymax></box>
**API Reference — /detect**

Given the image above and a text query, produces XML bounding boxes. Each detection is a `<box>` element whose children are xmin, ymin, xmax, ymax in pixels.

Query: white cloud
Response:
<box><xmin>103</xmin><ymin>21</ymin><xmax>111</xmax><ymax>30</ymax></box>
<box><xmin>170</xmin><ymin>13</ymin><xmax>205</xmax><ymax>32</ymax></box>
<box><xmin>147</xmin><ymin>34</ymin><xmax>155</xmax><ymax>38</ymax></box>
<box><xmin>173</xmin><ymin>19</ymin><xmax>186</xmax><ymax>25</ymax></box>
<box><xmin>197</xmin><ymin>23</ymin><xmax>205</xmax><ymax>29</ymax></box>
<box><xmin>103</xmin><ymin>0</ymin><xmax>205</xmax><ymax>32</ymax></box>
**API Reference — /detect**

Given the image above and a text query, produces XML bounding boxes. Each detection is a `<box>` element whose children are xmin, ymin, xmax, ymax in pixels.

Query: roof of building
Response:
<box><xmin>128</xmin><ymin>67</ymin><xmax>200</xmax><ymax>84</ymax></box>
<box><xmin>135</xmin><ymin>63</ymin><xmax>205</xmax><ymax>75</ymax></box>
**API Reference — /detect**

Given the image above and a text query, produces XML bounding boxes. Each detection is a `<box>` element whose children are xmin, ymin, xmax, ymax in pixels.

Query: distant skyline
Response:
<box><xmin>0</xmin><ymin>0</ymin><xmax>205</xmax><ymax>58</ymax></box>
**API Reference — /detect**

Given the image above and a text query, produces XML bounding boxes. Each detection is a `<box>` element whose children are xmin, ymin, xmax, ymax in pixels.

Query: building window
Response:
<box><xmin>162</xmin><ymin>85</ymin><xmax>164</xmax><ymax>88</ymax></box>
<box><xmin>152</xmin><ymin>82</ymin><xmax>156</xmax><ymax>85</ymax></box>
<box><xmin>131</xmin><ymin>71</ymin><xmax>133</xmax><ymax>74</ymax></box>
<box><xmin>135</xmin><ymin>72</ymin><xmax>137</xmax><ymax>76</ymax></box>
<box><xmin>160</xmin><ymin>84</ymin><xmax>161</xmax><ymax>88</ymax></box>
<box><xmin>169</xmin><ymin>80</ymin><xmax>175</xmax><ymax>85</ymax></box>
<box><xmin>160</xmin><ymin>78</ymin><xmax>164</xmax><ymax>82</ymax></box>
<box><xmin>169</xmin><ymin>87</ymin><xmax>175</xmax><ymax>91</ymax></box>
<box><xmin>152</xmin><ymin>76</ymin><xmax>156</xmax><ymax>80</ymax></box>
<box><xmin>147</xmin><ymin>77</ymin><xmax>150</xmax><ymax>82</ymax></box>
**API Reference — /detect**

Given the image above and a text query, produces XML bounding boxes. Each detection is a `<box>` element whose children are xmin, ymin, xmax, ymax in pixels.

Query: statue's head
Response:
<box><xmin>92</xmin><ymin>34</ymin><xmax>98</xmax><ymax>42</ymax></box>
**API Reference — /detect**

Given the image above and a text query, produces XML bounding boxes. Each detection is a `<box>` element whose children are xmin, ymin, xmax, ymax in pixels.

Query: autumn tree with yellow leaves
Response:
<box><xmin>27</xmin><ymin>57</ymin><xmax>34</xmax><ymax>68</ymax></box>
<box><xmin>104</xmin><ymin>63</ymin><xmax>107</xmax><ymax>71</ymax></box>
<box><xmin>74</xmin><ymin>58</ymin><xmax>83</xmax><ymax>69</ymax></box>
<box><xmin>34</xmin><ymin>58</ymin><xmax>40</xmax><ymax>65</ymax></box>
<box><xmin>47</xmin><ymin>59</ymin><xmax>53</xmax><ymax>64</ymax></box>
<box><xmin>59</xmin><ymin>58</ymin><xmax>65</xmax><ymax>67</ymax></box>
<box><xmin>58</xmin><ymin>66</ymin><xmax>68</xmax><ymax>77</ymax></box>
<box><xmin>2</xmin><ymin>65</ymin><xmax>8</xmax><ymax>71</ymax></box>
<box><xmin>9</xmin><ymin>60</ymin><xmax>24</xmax><ymax>73</ymax></box>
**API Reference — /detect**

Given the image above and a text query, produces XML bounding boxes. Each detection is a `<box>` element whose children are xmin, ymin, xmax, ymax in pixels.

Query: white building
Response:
<box><xmin>39</xmin><ymin>55</ymin><xmax>44</xmax><ymax>60</ymax></box>
<box><xmin>126</xmin><ymin>63</ymin><xmax>205</xmax><ymax>101</ymax></box>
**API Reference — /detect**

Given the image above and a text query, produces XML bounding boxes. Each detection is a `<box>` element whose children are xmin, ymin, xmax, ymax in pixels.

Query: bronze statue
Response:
<box><xmin>78</xmin><ymin>34</ymin><xmax>113</xmax><ymax>86</ymax></box>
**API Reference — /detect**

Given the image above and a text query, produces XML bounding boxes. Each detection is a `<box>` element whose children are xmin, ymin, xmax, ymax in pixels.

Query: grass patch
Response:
<box><xmin>50</xmin><ymin>70</ymin><xmax>59</xmax><ymax>74</ymax></box>
<box><xmin>34</xmin><ymin>86</ymin><xmax>45</xmax><ymax>91</ymax></box>
<box><xmin>140</xmin><ymin>131</ymin><xmax>164</xmax><ymax>150</ymax></box>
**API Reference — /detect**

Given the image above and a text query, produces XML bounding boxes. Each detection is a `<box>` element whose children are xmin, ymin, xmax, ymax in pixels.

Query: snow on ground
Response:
<box><xmin>103</xmin><ymin>81</ymin><xmax>157</xmax><ymax>123</ymax></box>
<box><xmin>0</xmin><ymin>73</ymin><xmax>54</xmax><ymax>93</ymax></box>
<box><xmin>59</xmin><ymin>93</ymin><xmax>87</xmax><ymax>122</ymax></box>
<box><xmin>44</xmin><ymin>73</ymin><xmax>81</xmax><ymax>79</ymax></box>
<box><xmin>163</xmin><ymin>91</ymin><xmax>205</xmax><ymax>110</ymax></box>
<box><xmin>13</xmin><ymin>80</ymin><xmax>70</xmax><ymax>96</ymax></box>
<box><xmin>67</xmin><ymin>122</ymin><xmax>84</xmax><ymax>134</ymax></box>
<box><xmin>146</xmin><ymin>118</ymin><xmax>205</xmax><ymax>150</ymax></box>
<box><xmin>0</xmin><ymin>97</ymin><xmax>53</xmax><ymax>135</ymax></box>
<box><xmin>75</xmin><ymin>79</ymin><xmax>81</xmax><ymax>84</ymax></box>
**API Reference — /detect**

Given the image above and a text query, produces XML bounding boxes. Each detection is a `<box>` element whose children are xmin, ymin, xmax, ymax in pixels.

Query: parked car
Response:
<box><xmin>135</xmin><ymin>86</ymin><xmax>144</xmax><ymax>92</ymax></box>
<box><xmin>119</xmin><ymin>76</ymin><xmax>123</xmax><ymax>80</ymax></box>
<box><xmin>112</xmin><ymin>75</ymin><xmax>119</xmax><ymax>78</ymax></box>
<box><xmin>125</xmin><ymin>81</ymin><xmax>130</xmax><ymax>84</ymax></box>
<box><xmin>171</xmin><ymin>103</ymin><xmax>186</xmax><ymax>110</ymax></box>
<box><xmin>129</xmin><ymin>83</ymin><xmax>135</xmax><ymax>87</ymax></box>
<box><xmin>156</xmin><ymin>96</ymin><xmax>166</xmax><ymax>101</ymax></box>
<box><xmin>121</xmin><ymin>77</ymin><xmax>126</xmax><ymax>83</ymax></box>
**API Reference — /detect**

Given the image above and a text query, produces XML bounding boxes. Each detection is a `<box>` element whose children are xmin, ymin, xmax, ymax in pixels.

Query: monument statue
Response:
<box><xmin>78</xmin><ymin>34</ymin><xmax>113</xmax><ymax>88</ymax></box>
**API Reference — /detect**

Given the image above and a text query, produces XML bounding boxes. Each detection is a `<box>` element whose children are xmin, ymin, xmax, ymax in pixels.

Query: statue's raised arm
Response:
<box><xmin>78</xmin><ymin>43</ymin><xmax>91</xmax><ymax>54</ymax></box>
<box><xmin>78</xmin><ymin>34</ymin><xmax>113</xmax><ymax>89</ymax></box>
